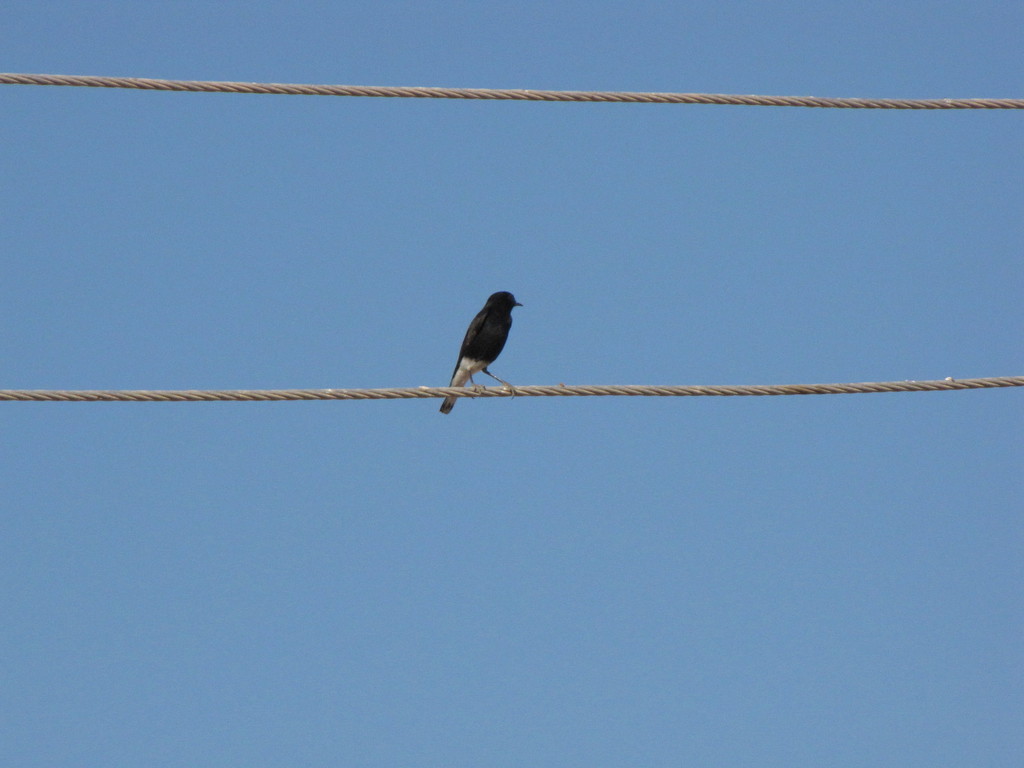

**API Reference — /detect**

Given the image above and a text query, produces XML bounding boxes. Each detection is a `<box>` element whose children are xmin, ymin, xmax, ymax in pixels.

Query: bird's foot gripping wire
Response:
<box><xmin>483</xmin><ymin>368</ymin><xmax>517</xmax><ymax>399</ymax></box>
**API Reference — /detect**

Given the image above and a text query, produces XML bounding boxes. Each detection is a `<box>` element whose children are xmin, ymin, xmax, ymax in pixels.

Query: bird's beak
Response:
<box><xmin>515</xmin><ymin>301</ymin><xmax>523</xmax><ymax>307</ymax></box>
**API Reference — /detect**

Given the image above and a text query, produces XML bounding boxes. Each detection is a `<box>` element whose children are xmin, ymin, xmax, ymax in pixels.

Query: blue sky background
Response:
<box><xmin>2</xmin><ymin>3</ymin><xmax>1021</xmax><ymax>766</ymax></box>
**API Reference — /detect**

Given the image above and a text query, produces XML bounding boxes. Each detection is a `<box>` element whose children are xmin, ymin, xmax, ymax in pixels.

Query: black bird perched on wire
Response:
<box><xmin>440</xmin><ymin>291</ymin><xmax>522</xmax><ymax>414</ymax></box>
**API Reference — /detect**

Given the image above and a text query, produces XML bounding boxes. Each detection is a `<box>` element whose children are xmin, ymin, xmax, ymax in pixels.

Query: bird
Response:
<box><xmin>440</xmin><ymin>291</ymin><xmax>522</xmax><ymax>414</ymax></box>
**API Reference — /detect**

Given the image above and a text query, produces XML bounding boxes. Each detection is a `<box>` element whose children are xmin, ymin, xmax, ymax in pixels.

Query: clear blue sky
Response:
<box><xmin>2</xmin><ymin>3</ymin><xmax>1021</xmax><ymax>766</ymax></box>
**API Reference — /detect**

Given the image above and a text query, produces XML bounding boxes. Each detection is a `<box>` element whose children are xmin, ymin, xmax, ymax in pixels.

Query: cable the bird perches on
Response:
<box><xmin>0</xmin><ymin>377</ymin><xmax>1021</xmax><ymax>403</ymax></box>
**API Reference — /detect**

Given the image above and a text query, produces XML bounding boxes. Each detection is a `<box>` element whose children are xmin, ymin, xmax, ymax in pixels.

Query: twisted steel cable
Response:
<box><xmin>2</xmin><ymin>73</ymin><xmax>1022</xmax><ymax>109</ymax></box>
<box><xmin>1</xmin><ymin>377</ymin><xmax>1021</xmax><ymax>403</ymax></box>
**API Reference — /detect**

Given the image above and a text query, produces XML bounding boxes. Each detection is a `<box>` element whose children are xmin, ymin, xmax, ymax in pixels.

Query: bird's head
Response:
<box><xmin>488</xmin><ymin>291</ymin><xmax>523</xmax><ymax>308</ymax></box>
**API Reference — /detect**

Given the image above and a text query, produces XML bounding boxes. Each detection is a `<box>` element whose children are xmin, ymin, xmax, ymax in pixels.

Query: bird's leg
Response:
<box><xmin>482</xmin><ymin>368</ymin><xmax>517</xmax><ymax>398</ymax></box>
<box><xmin>467</xmin><ymin>373</ymin><xmax>485</xmax><ymax>395</ymax></box>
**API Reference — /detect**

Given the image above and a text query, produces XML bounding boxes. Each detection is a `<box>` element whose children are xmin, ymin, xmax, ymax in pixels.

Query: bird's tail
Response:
<box><xmin>440</xmin><ymin>368</ymin><xmax>472</xmax><ymax>414</ymax></box>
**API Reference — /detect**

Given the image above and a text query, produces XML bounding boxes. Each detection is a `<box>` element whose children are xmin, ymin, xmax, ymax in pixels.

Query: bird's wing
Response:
<box><xmin>449</xmin><ymin>306</ymin><xmax>491</xmax><ymax>381</ymax></box>
<box><xmin>458</xmin><ymin>306</ymin><xmax>491</xmax><ymax>358</ymax></box>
